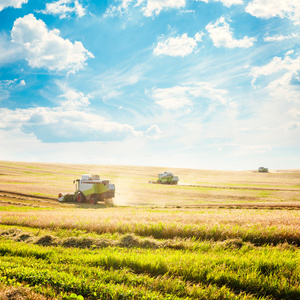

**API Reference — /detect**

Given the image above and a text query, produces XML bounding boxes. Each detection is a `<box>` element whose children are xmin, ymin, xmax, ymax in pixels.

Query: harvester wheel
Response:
<box><xmin>76</xmin><ymin>192</ymin><xmax>85</xmax><ymax>203</ymax></box>
<box><xmin>90</xmin><ymin>196</ymin><xmax>97</xmax><ymax>205</ymax></box>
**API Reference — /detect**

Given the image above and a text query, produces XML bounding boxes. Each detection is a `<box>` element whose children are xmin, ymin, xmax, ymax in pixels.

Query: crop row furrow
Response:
<box><xmin>2</xmin><ymin>212</ymin><xmax>300</xmax><ymax>246</ymax></box>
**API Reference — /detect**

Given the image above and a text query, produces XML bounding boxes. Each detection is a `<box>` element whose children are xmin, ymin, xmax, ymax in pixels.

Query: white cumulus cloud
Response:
<box><xmin>11</xmin><ymin>14</ymin><xmax>94</xmax><ymax>74</ymax></box>
<box><xmin>39</xmin><ymin>0</ymin><xmax>86</xmax><ymax>19</ymax></box>
<box><xmin>250</xmin><ymin>50</ymin><xmax>300</xmax><ymax>85</ymax></box>
<box><xmin>267</xmin><ymin>72</ymin><xmax>300</xmax><ymax>104</ymax></box>
<box><xmin>153</xmin><ymin>32</ymin><xmax>204</xmax><ymax>57</ymax></box>
<box><xmin>0</xmin><ymin>0</ymin><xmax>28</xmax><ymax>11</ymax></box>
<box><xmin>59</xmin><ymin>89</ymin><xmax>91</xmax><ymax>109</ymax></box>
<box><xmin>142</xmin><ymin>0</ymin><xmax>186</xmax><ymax>17</ymax></box>
<box><xmin>206</xmin><ymin>17</ymin><xmax>256</xmax><ymax>48</ymax></box>
<box><xmin>245</xmin><ymin>0</ymin><xmax>300</xmax><ymax>24</ymax></box>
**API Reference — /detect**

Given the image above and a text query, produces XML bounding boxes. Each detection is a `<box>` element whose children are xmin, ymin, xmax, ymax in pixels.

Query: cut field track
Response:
<box><xmin>177</xmin><ymin>183</ymin><xmax>300</xmax><ymax>192</ymax></box>
<box><xmin>1</xmin><ymin>189</ymin><xmax>300</xmax><ymax>210</ymax></box>
<box><xmin>0</xmin><ymin>190</ymin><xmax>56</xmax><ymax>200</ymax></box>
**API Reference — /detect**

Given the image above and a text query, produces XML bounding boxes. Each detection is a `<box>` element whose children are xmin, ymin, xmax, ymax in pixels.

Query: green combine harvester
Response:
<box><xmin>258</xmin><ymin>167</ymin><xmax>268</xmax><ymax>173</ymax></box>
<box><xmin>149</xmin><ymin>171</ymin><xmax>179</xmax><ymax>185</ymax></box>
<box><xmin>58</xmin><ymin>174</ymin><xmax>115</xmax><ymax>205</ymax></box>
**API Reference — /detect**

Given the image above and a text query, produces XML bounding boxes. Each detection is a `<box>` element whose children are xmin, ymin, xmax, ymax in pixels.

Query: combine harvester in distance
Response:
<box><xmin>258</xmin><ymin>167</ymin><xmax>269</xmax><ymax>173</ymax></box>
<box><xmin>58</xmin><ymin>174</ymin><xmax>115</xmax><ymax>205</ymax></box>
<box><xmin>149</xmin><ymin>171</ymin><xmax>179</xmax><ymax>185</ymax></box>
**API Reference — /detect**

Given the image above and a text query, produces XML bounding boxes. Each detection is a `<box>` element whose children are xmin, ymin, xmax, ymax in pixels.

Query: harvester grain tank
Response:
<box><xmin>58</xmin><ymin>174</ymin><xmax>115</xmax><ymax>205</ymax></box>
<box><xmin>150</xmin><ymin>171</ymin><xmax>179</xmax><ymax>185</ymax></box>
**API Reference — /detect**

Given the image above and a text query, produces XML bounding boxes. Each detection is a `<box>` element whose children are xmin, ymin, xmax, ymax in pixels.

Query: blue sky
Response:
<box><xmin>0</xmin><ymin>0</ymin><xmax>299</xmax><ymax>170</ymax></box>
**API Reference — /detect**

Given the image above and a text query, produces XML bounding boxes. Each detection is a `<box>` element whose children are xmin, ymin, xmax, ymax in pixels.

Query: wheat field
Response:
<box><xmin>0</xmin><ymin>161</ymin><xmax>300</xmax><ymax>299</ymax></box>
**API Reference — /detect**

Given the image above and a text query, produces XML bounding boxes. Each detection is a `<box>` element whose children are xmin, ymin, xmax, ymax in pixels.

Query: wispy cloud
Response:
<box><xmin>264</xmin><ymin>33</ymin><xmax>299</xmax><ymax>42</ymax></box>
<box><xmin>0</xmin><ymin>128</ymin><xmax>158</xmax><ymax>167</ymax></box>
<box><xmin>145</xmin><ymin>124</ymin><xmax>162</xmax><ymax>139</ymax></box>
<box><xmin>104</xmin><ymin>0</ymin><xmax>137</xmax><ymax>18</ymax></box>
<box><xmin>288</xmin><ymin>108</ymin><xmax>300</xmax><ymax>118</ymax></box>
<box><xmin>0</xmin><ymin>90</ymin><xmax>9</xmax><ymax>102</ymax></box>
<box><xmin>11</xmin><ymin>14</ymin><xmax>94</xmax><ymax>74</ymax></box>
<box><xmin>232</xmin><ymin>145</ymin><xmax>272</xmax><ymax>156</ymax></box>
<box><xmin>0</xmin><ymin>33</ymin><xmax>22</xmax><ymax>66</ymax></box>
<box><xmin>196</xmin><ymin>0</ymin><xmax>243</xmax><ymax>8</ymax></box>
<box><xmin>0</xmin><ymin>79</ymin><xmax>23</xmax><ymax>88</ymax></box>
<box><xmin>151</xmin><ymin>86</ymin><xmax>193</xmax><ymax>109</ymax></box>
<box><xmin>0</xmin><ymin>79</ymin><xmax>26</xmax><ymax>101</ymax></box>
<box><xmin>104</xmin><ymin>0</ymin><xmax>186</xmax><ymax>18</ymax></box>
<box><xmin>238</xmin><ymin>50</ymin><xmax>300</xmax><ymax>152</ymax></box>
<box><xmin>0</xmin><ymin>104</ymin><xmax>143</xmax><ymax>143</ymax></box>
<box><xmin>150</xmin><ymin>82</ymin><xmax>230</xmax><ymax>110</ymax></box>
<box><xmin>91</xmin><ymin>64</ymin><xmax>146</xmax><ymax>103</ymax></box>
<box><xmin>0</xmin><ymin>79</ymin><xmax>165</xmax><ymax>142</ymax></box>
<box><xmin>206</xmin><ymin>17</ymin><xmax>256</xmax><ymax>48</ymax></box>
